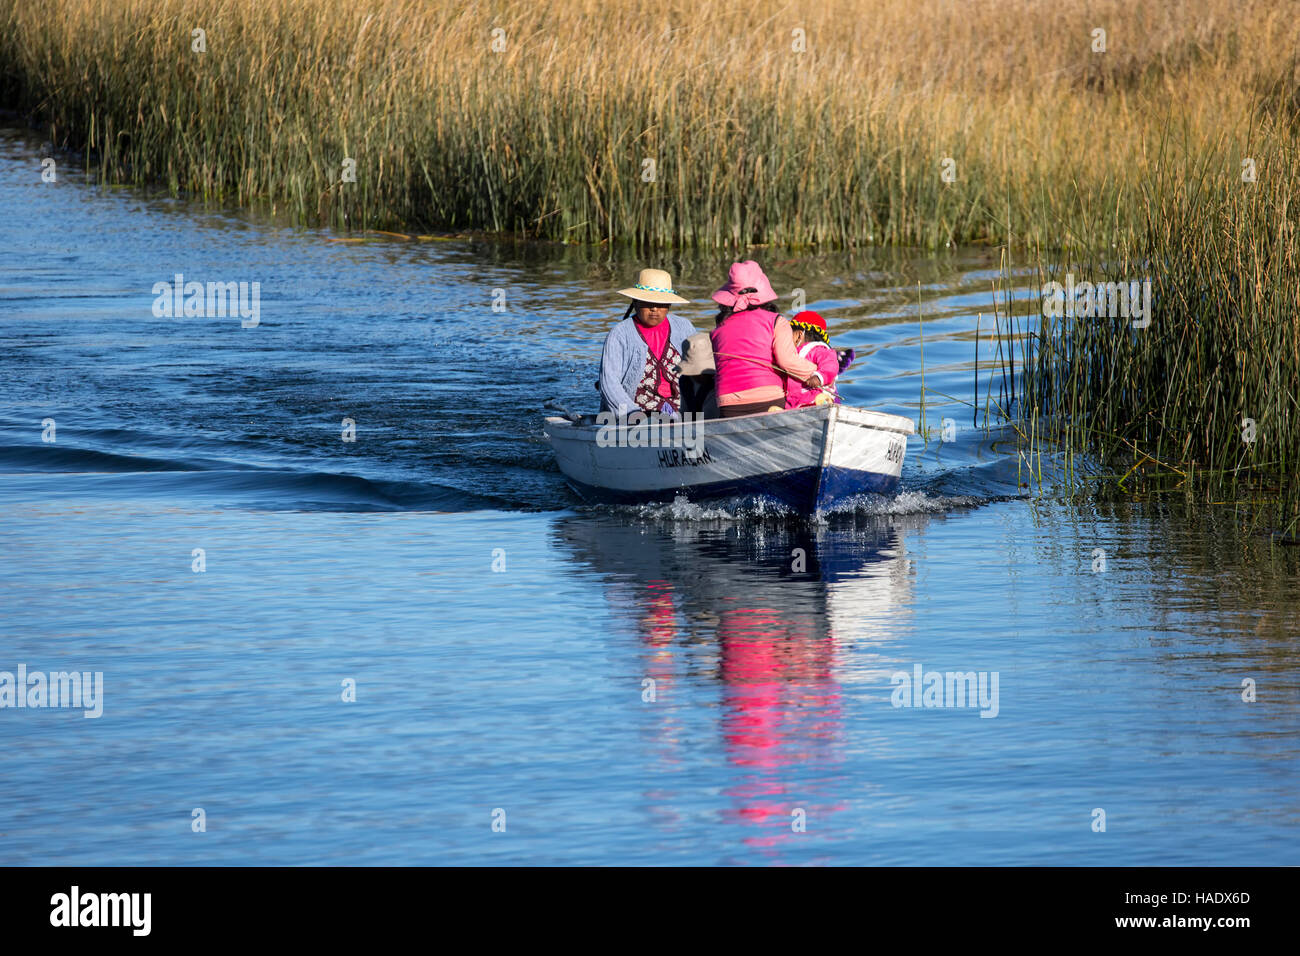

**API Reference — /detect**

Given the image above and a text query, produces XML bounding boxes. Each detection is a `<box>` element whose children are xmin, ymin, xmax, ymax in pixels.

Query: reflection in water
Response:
<box><xmin>555</xmin><ymin>513</ymin><xmax>923</xmax><ymax>856</ymax></box>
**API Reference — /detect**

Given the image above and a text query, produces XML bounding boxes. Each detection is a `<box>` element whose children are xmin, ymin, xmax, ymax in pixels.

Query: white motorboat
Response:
<box><xmin>543</xmin><ymin>403</ymin><xmax>915</xmax><ymax>514</ymax></box>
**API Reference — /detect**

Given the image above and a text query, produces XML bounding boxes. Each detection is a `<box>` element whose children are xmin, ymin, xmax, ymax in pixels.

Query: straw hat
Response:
<box><xmin>617</xmin><ymin>268</ymin><xmax>690</xmax><ymax>305</ymax></box>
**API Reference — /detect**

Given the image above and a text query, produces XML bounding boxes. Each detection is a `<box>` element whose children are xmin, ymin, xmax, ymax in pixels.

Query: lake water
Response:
<box><xmin>1</xmin><ymin>126</ymin><xmax>1296</xmax><ymax>865</ymax></box>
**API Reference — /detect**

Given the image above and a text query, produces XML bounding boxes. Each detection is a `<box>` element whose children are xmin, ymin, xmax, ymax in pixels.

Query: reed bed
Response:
<box><xmin>990</xmin><ymin>127</ymin><xmax>1300</xmax><ymax>533</ymax></box>
<box><xmin>0</xmin><ymin>0</ymin><xmax>1295</xmax><ymax>249</ymax></box>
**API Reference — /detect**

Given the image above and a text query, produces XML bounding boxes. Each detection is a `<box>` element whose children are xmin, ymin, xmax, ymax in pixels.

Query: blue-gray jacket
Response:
<box><xmin>598</xmin><ymin>314</ymin><xmax>698</xmax><ymax>416</ymax></box>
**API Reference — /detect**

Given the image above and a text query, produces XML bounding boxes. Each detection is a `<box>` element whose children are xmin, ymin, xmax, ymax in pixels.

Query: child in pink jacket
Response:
<box><xmin>785</xmin><ymin>311</ymin><xmax>846</xmax><ymax>409</ymax></box>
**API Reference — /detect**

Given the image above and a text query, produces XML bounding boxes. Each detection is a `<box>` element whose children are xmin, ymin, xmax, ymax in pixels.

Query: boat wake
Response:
<box><xmin>598</xmin><ymin>487</ymin><xmax>991</xmax><ymax>524</ymax></box>
<box><xmin>0</xmin><ymin>440</ymin><xmax>506</xmax><ymax>512</ymax></box>
<box><xmin>817</xmin><ymin>489</ymin><xmax>988</xmax><ymax>517</ymax></box>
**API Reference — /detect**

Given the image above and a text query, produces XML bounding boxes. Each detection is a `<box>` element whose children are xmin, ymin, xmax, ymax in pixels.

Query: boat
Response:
<box><xmin>543</xmin><ymin>403</ymin><xmax>915</xmax><ymax>514</ymax></box>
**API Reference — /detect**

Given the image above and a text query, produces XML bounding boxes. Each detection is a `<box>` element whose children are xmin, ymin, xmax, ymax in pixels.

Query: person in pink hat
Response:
<box><xmin>708</xmin><ymin>261</ymin><xmax>823</xmax><ymax>417</ymax></box>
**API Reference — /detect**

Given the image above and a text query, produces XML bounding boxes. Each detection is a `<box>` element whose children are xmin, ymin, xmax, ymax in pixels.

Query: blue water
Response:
<box><xmin>1</xmin><ymin>127</ymin><xmax>1297</xmax><ymax>865</ymax></box>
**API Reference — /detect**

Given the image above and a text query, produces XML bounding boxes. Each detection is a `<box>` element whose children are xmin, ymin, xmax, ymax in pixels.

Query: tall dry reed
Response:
<box><xmin>1</xmin><ymin>0</ymin><xmax>1295</xmax><ymax>248</ymax></box>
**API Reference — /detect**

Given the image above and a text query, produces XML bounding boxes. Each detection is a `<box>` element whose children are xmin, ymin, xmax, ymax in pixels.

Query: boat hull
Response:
<box><xmin>544</xmin><ymin>404</ymin><xmax>914</xmax><ymax>514</ymax></box>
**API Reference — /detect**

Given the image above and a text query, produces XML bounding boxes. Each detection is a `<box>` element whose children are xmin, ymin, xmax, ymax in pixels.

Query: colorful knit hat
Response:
<box><xmin>790</xmin><ymin>310</ymin><xmax>830</xmax><ymax>345</ymax></box>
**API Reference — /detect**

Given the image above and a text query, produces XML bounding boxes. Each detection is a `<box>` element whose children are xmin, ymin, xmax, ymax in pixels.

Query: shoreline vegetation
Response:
<box><xmin>1</xmin><ymin>0</ymin><xmax>1293</xmax><ymax>249</ymax></box>
<box><xmin>3</xmin><ymin>0</ymin><xmax>1300</xmax><ymax>527</ymax></box>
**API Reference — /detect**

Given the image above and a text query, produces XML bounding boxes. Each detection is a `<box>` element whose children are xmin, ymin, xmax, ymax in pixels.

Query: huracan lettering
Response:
<box><xmin>656</xmin><ymin>447</ymin><xmax>713</xmax><ymax>468</ymax></box>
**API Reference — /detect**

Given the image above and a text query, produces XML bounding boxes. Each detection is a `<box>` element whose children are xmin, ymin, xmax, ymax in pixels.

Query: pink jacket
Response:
<box><xmin>785</xmin><ymin>342</ymin><xmax>840</xmax><ymax>408</ymax></box>
<box><xmin>710</xmin><ymin>310</ymin><xmax>819</xmax><ymax>397</ymax></box>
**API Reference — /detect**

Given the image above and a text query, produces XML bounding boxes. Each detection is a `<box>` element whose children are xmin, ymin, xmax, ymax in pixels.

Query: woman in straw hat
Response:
<box><xmin>709</xmin><ymin>261</ymin><xmax>823</xmax><ymax>417</ymax></box>
<box><xmin>598</xmin><ymin>268</ymin><xmax>698</xmax><ymax>419</ymax></box>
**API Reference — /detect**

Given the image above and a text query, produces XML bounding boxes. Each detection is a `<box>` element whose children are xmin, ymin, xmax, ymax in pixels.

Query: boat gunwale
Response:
<box><xmin>543</xmin><ymin>404</ymin><xmax>915</xmax><ymax>443</ymax></box>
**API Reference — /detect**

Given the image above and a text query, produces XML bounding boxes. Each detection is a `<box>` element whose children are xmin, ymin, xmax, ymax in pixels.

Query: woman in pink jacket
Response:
<box><xmin>708</xmin><ymin>261</ymin><xmax>823</xmax><ymax>418</ymax></box>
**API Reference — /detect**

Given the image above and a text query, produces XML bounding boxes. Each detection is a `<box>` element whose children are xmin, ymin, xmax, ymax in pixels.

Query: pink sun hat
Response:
<box><xmin>711</xmin><ymin>260</ymin><xmax>779</xmax><ymax>311</ymax></box>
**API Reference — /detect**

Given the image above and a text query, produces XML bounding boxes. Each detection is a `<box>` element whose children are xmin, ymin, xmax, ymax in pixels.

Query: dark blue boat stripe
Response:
<box><xmin>566</xmin><ymin>466</ymin><xmax>898</xmax><ymax>513</ymax></box>
<box><xmin>815</xmin><ymin>466</ymin><xmax>899</xmax><ymax>510</ymax></box>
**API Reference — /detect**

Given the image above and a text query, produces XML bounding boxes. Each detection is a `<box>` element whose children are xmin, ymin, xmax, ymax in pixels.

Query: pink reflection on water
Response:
<box><xmin>715</xmin><ymin>599</ymin><xmax>845</xmax><ymax>849</ymax></box>
<box><xmin>624</xmin><ymin>576</ymin><xmax>847</xmax><ymax>856</ymax></box>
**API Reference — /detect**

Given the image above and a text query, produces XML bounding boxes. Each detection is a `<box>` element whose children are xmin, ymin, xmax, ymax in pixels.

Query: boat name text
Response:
<box><xmin>656</xmin><ymin>447</ymin><xmax>714</xmax><ymax>468</ymax></box>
